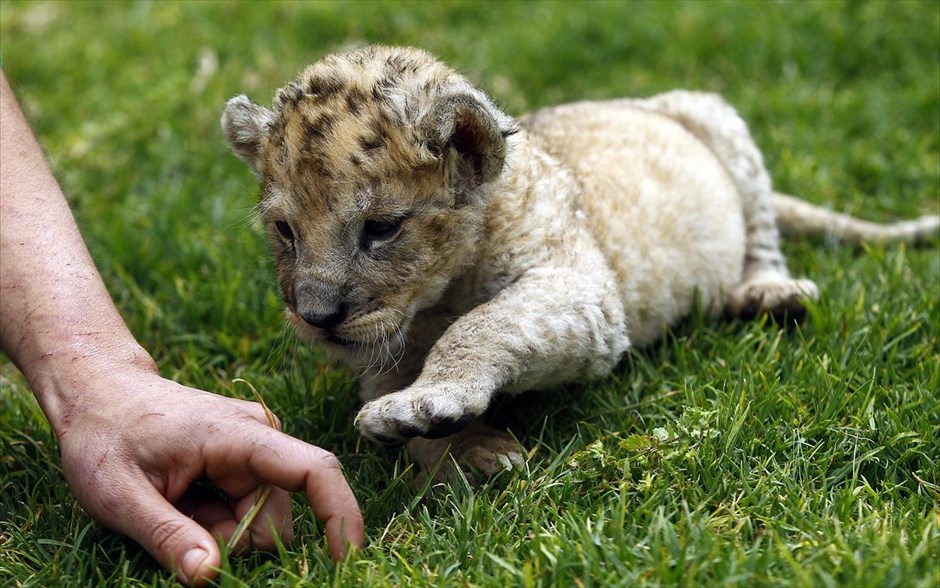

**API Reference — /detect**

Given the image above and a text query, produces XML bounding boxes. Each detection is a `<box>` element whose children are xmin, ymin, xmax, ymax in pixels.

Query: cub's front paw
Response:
<box><xmin>355</xmin><ymin>384</ymin><xmax>486</xmax><ymax>444</ymax></box>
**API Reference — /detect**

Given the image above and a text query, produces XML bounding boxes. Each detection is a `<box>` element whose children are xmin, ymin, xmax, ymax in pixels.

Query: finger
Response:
<box><xmin>232</xmin><ymin>485</ymin><xmax>294</xmax><ymax>551</ymax></box>
<box><xmin>240</xmin><ymin>429</ymin><xmax>365</xmax><ymax>559</ymax></box>
<box><xmin>103</xmin><ymin>479</ymin><xmax>221</xmax><ymax>586</ymax></box>
<box><xmin>175</xmin><ymin>485</ymin><xmax>235</xmax><ymax>530</ymax></box>
<box><xmin>208</xmin><ymin>519</ymin><xmax>248</xmax><ymax>555</ymax></box>
<box><xmin>178</xmin><ymin>483</ymin><xmax>293</xmax><ymax>553</ymax></box>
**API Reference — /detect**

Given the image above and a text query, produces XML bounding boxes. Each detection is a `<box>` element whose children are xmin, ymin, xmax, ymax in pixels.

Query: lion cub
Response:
<box><xmin>222</xmin><ymin>46</ymin><xmax>939</xmax><ymax>481</ymax></box>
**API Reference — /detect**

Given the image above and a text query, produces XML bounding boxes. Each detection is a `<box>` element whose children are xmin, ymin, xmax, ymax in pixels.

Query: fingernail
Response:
<box><xmin>181</xmin><ymin>547</ymin><xmax>209</xmax><ymax>584</ymax></box>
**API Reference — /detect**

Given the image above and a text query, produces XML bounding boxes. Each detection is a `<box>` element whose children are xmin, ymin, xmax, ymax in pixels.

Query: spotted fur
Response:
<box><xmin>222</xmin><ymin>46</ymin><xmax>939</xmax><ymax>481</ymax></box>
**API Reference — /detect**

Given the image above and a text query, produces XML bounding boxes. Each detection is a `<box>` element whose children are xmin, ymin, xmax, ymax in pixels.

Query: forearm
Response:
<box><xmin>0</xmin><ymin>69</ymin><xmax>155</xmax><ymax>433</ymax></box>
<box><xmin>418</xmin><ymin>270</ymin><xmax>628</xmax><ymax>394</ymax></box>
<box><xmin>355</xmin><ymin>268</ymin><xmax>629</xmax><ymax>443</ymax></box>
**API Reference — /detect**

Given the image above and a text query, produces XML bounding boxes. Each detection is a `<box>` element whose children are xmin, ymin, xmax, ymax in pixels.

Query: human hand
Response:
<box><xmin>52</xmin><ymin>363</ymin><xmax>364</xmax><ymax>585</ymax></box>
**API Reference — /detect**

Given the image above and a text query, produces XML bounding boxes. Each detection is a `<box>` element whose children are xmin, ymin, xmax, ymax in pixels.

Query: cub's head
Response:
<box><xmin>222</xmin><ymin>46</ymin><xmax>515</xmax><ymax>360</ymax></box>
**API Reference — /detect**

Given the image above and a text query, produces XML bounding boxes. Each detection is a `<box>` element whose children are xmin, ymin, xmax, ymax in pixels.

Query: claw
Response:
<box><xmin>423</xmin><ymin>413</ymin><xmax>473</xmax><ymax>439</ymax></box>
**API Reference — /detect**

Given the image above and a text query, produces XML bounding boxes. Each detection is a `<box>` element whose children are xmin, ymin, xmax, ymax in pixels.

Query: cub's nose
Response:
<box><xmin>299</xmin><ymin>303</ymin><xmax>348</xmax><ymax>330</ymax></box>
<box><xmin>294</xmin><ymin>282</ymin><xmax>348</xmax><ymax>330</ymax></box>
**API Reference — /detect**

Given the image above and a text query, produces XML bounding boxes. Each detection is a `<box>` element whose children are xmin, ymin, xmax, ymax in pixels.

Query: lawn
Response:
<box><xmin>1</xmin><ymin>1</ymin><xmax>938</xmax><ymax>586</ymax></box>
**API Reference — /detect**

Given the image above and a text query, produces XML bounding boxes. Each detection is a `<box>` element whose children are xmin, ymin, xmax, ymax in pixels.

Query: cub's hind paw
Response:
<box><xmin>727</xmin><ymin>277</ymin><xmax>819</xmax><ymax>323</ymax></box>
<box><xmin>408</xmin><ymin>422</ymin><xmax>526</xmax><ymax>486</ymax></box>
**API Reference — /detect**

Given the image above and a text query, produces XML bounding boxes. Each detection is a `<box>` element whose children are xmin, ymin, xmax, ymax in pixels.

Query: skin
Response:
<box><xmin>0</xmin><ymin>69</ymin><xmax>364</xmax><ymax>585</ymax></box>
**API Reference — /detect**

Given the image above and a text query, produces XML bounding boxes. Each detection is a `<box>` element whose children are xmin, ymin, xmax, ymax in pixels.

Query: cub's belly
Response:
<box><xmin>522</xmin><ymin>103</ymin><xmax>746</xmax><ymax>346</ymax></box>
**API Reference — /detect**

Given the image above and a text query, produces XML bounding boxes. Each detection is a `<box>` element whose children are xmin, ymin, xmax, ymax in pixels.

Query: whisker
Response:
<box><xmin>263</xmin><ymin>320</ymin><xmax>294</xmax><ymax>376</ymax></box>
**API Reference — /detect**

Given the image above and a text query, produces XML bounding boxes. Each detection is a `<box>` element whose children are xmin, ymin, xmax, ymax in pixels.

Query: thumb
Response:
<box><xmin>107</xmin><ymin>485</ymin><xmax>221</xmax><ymax>586</ymax></box>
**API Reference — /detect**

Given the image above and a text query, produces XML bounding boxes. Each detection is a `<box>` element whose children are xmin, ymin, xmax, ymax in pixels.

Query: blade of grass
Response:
<box><xmin>228</xmin><ymin>378</ymin><xmax>280</xmax><ymax>552</ymax></box>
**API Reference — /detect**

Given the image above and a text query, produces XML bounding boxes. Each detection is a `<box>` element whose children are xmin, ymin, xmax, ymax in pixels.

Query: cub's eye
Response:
<box><xmin>274</xmin><ymin>220</ymin><xmax>294</xmax><ymax>242</ymax></box>
<box><xmin>361</xmin><ymin>217</ymin><xmax>404</xmax><ymax>248</ymax></box>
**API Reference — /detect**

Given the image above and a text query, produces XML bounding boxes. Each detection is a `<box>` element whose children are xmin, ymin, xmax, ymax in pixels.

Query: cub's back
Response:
<box><xmin>519</xmin><ymin>101</ymin><xmax>747</xmax><ymax>345</ymax></box>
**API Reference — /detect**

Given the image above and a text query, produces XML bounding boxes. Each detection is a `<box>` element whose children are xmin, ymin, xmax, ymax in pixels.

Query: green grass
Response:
<box><xmin>1</xmin><ymin>0</ymin><xmax>938</xmax><ymax>585</ymax></box>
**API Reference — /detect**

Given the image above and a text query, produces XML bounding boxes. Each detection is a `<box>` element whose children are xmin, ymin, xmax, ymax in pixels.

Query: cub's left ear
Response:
<box><xmin>221</xmin><ymin>94</ymin><xmax>274</xmax><ymax>178</ymax></box>
<box><xmin>420</xmin><ymin>93</ymin><xmax>516</xmax><ymax>201</ymax></box>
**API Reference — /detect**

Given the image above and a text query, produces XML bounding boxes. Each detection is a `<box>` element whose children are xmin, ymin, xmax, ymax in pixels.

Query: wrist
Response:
<box><xmin>25</xmin><ymin>334</ymin><xmax>158</xmax><ymax>436</ymax></box>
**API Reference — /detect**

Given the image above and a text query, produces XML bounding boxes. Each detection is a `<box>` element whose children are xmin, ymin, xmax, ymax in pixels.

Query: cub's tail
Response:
<box><xmin>772</xmin><ymin>192</ymin><xmax>940</xmax><ymax>244</ymax></box>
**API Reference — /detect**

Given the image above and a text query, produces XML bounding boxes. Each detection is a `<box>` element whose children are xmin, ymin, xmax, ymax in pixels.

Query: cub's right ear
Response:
<box><xmin>221</xmin><ymin>95</ymin><xmax>273</xmax><ymax>178</ymax></box>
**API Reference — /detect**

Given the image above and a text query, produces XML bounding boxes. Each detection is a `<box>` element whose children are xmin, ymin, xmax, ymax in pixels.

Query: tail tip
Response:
<box><xmin>914</xmin><ymin>214</ymin><xmax>940</xmax><ymax>242</ymax></box>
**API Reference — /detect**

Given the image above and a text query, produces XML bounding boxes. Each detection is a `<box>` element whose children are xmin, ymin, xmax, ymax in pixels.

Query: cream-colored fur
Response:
<box><xmin>222</xmin><ymin>46</ymin><xmax>939</xmax><ymax>482</ymax></box>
